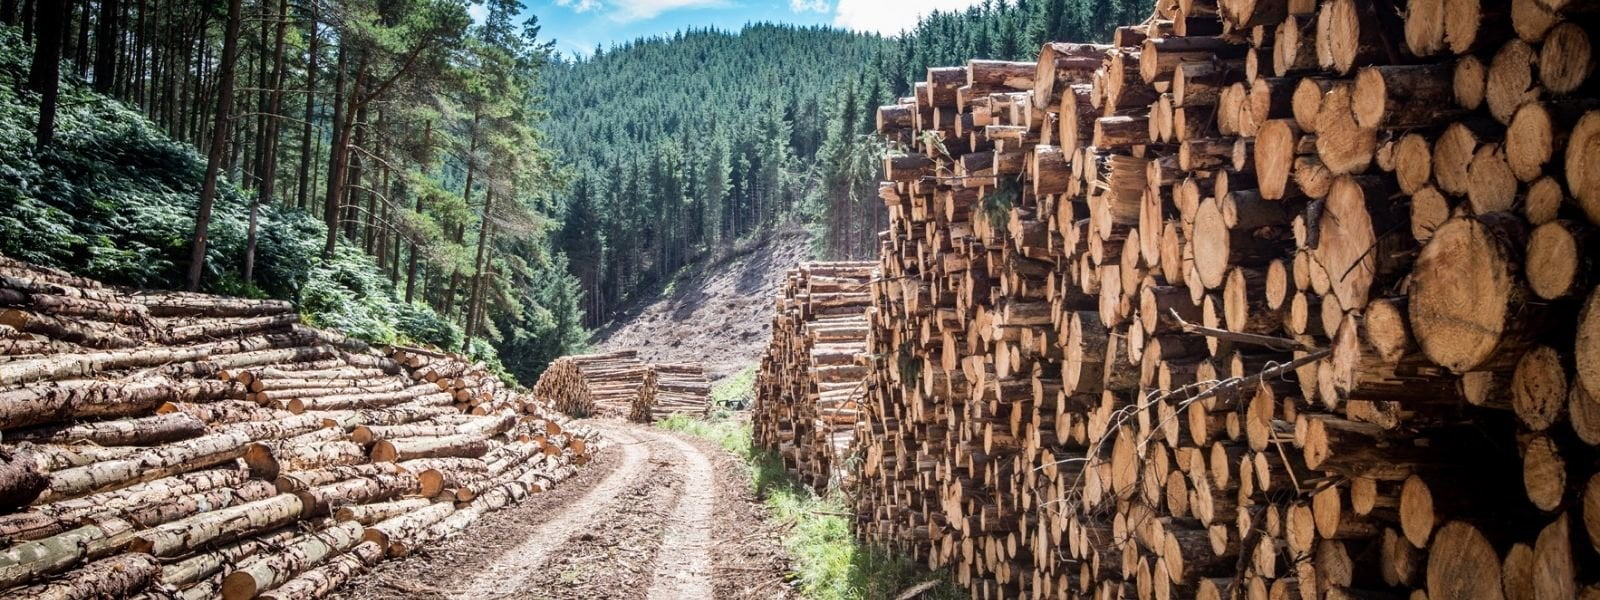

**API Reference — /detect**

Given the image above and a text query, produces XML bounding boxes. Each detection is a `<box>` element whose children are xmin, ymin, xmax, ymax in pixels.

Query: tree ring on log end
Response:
<box><xmin>1566</xmin><ymin>111</ymin><xmax>1600</xmax><ymax>226</ymax></box>
<box><xmin>1410</xmin><ymin>217</ymin><xmax>1518</xmax><ymax>373</ymax></box>
<box><xmin>1426</xmin><ymin>521</ymin><xmax>1502</xmax><ymax>600</ymax></box>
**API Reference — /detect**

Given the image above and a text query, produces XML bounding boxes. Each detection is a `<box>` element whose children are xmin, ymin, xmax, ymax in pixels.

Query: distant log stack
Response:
<box><xmin>630</xmin><ymin>363</ymin><xmax>711</xmax><ymax>423</ymax></box>
<box><xmin>759</xmin><ymin>5</ymin><xmax>1600</xmax><ymax>598</ymax></box>
<box><xmin>753</xmin><ymin>262</ymin><xmax>874</xmax><ymax>489</ymax></box>
<box><xmin>532</xmin><ymin>350</ymin><xmax>650</xmax><ymax>418</ymax></box>
<box><xmin>0</xmin><ymin>255</ymin><xmax>601</xmax><ymax>600</ymax></box>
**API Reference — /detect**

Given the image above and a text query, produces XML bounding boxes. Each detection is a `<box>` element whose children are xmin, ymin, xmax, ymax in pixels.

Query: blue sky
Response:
<box><xmin>492</xmin><ymin>0</ymin><xmax>990</xmax><ymax>57</ymax></box>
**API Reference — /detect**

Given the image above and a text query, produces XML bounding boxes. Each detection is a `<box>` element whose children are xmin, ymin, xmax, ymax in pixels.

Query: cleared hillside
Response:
<box><xmin>596</xmin><ymin>228</ymin><xmax>813</xmax><ymax>381</ymax></box>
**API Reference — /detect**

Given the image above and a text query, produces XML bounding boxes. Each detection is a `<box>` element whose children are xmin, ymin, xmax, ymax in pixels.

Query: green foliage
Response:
<box><xmin>656</xmin><ymin>416</ymin><xmax>964</xmax><ymax>600</ymax></box>
<box><xmin>395</xmin><ymin>302</ymin><xmax>465</xmax><ymax>352</ymax></box>
<box><xmin>298</xmin><ymin>246</ymin><xmax>463</xmax><ymax>348</ymax></box>
<box><xmin>491</xmin><ymin>249</ymin><xmax>589</xmax><ymax>385</ymax></box>
<box><xmin>0</xmin><ymin>5</ymin><xmax>589</xmax><ymax>386</ymax></box>
<box><xmin>656</xmin><ymin>414</ymin><xmax>754</xmax><ymax>458</ymax></box>
<box><xmin>709</xmin><ymin>366</ymin><xmax>758</xmax><ymax>414</ymax></box>
<box><xmin>982</xmin><ymin>177</ymin><xmax>1021</xmax><ymax>225</ymax></box>
<box><xmin>0</xmin><ymin>27</ymin><xmax>467</xmax><ymax>354</ymax></box>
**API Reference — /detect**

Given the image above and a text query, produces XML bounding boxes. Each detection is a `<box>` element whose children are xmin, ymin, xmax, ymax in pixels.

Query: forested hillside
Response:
<box><xmin>0</xmin><ymin>0</ymin><xmax>586</xmax><ymax>384</ymax></box>
<box><xmin>543</xmin><ymin>26</ymin><xmax>897</xmax><ymax>326</ymax></box>
<box><xmin>546</xmin><ymin>0</ymin><xmax>1153</xmax><ymax>328</ymax></box>
<box><xmin>0</xmin><ymin>0</ymin><xmax>1155</xmax><ymax>378</ymax></box>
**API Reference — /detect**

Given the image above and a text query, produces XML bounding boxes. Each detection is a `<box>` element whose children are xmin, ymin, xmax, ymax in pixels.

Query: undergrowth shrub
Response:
<box><xmin>0</xmin><ymin>27</ymin><xmax>486</xmax><ymax>364</ymax></box>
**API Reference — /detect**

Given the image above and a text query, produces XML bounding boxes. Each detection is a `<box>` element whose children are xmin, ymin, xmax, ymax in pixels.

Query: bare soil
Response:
<box><xmin>595</xmin><ymin>228</ymin><xmax>812</xmax><ymax>380</ymax></box>
<box><xmin>331</xmin><ymin>422</ymin><xmax>793</xmax><ymax>600</ymax></box>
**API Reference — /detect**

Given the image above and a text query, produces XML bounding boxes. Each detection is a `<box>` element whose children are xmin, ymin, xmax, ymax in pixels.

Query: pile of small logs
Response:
<box><xmin>533</xmin><ymin>350</ymin><xmax>651</xmax><ymax>418</ymax></box>
<box><xmin>0</xmin><ymin>255</ymin><xmax>601</xmax><ymax>599</ymax></box>
<box><xmin>807</xmin><ymin>1</ymin><xmax>1600</xmax><ymax>597</ymax></box>
<box><xmin>629</xmin><ymin>363</ymin><xmax>711</xmax><ymax>423</ymax></box>
<box><xmin>390</xmin><ymin>346</ymin><xmax>524</xmax><ymax>416</ymax></box>
<box><xmin>753</xmin><ymin>262</ymin><xmax>874</xmax><ymax>489</ymax></box>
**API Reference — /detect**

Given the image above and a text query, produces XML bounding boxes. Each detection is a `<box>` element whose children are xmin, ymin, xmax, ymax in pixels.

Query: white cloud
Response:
<box><xmin>833</xmin><ymin>0</ymin><xmax>987</xmax><ymax>34</ymax></box>
<box><xmin>554</xmin><ymin>0</ymin><xmax>605</xmax><ymax>12</ymax></box>
<box><xmin>790</xmin><ymin>0</ymin><xmax>830</xmax><ymax>13</ymax></box>
<box><xmin>606</xmin><ymin>0</ymin><xmax>728</xmax><ymax>21</ymax></box>
<box><xmin>467</xmin><ymin>3</ymin><xmax>490</xmax><ymax>24</ymax></box>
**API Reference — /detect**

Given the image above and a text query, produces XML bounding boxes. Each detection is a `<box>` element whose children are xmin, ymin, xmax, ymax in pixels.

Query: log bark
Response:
<box><xmin>128</xmin><ymin>493</ymin><xmax>303</xmax><ymax>556</ymax></box>
<box><xmin>0</xmin><ymin>518</ymin><xmax>133</xmax><ymax>589</ymax></box>
<box><xmin>370</xmin><ymin>434</ymin><xmax>491</xmax><ymax>463</ymax></box>
<box><xmin>0</xmin><ymin>377</ymin><xmax>238</xmax><ymax>430</ymax></box>
<box><xmin>273</xmin><ymin>463</ymin><xmax>405</xmax><ymax>493</ymax></box>
<box><xmin>0</xmin><ymin>553</ymin><xmax>158</xmax><ymax>600</ymax></box>
<box><xmin>334</xmin><ymin>497</ymin><xmax>433</xmax><ymax>524</ymax></box>
<box><xmin>256</xmin><ymin>540</ymin><xmax>384</xmax><ymax>600</ymax></box>
<box><xmin>362</xmin><ymin>501</ymin><xmax>456</xmax><ymax>556</ymax></box>
<box><xmin>294</xmin><ymin>473</ymin><xmax>420</xmax><ymax>518</ymax></box>
<box><xmin>37</xmin><ymin>430</ymin><xmax>255</xmax><ymax>503</ymax></box>
<box><xmin>6</xmin><ymin>412</ymin><xmax>205</xmax><ymax>446</ymax></box>
<box><xmin>0</xmin><ymin>446</ymin><xmax>46</xmax><ymax>511</ymax></box>
<box><xmin>219</xmin><ymin>520</ymin><xmax>365</xmax><ymax>600</ymax></box>
<box><xmin>245</xmin><ymin>440</ymin><xmax>366</xmax><ymax>478</ymax></box>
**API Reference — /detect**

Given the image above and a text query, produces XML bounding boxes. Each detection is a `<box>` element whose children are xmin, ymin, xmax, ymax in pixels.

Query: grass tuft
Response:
<box><xmin>709</xmin><ymin>365</ymin><xmax>759</xmax><ymax>413</ymax></box>
<box><xmin>658</xmin><ymin>414</ymin><xmax>962</xmax><ymax>600</ymax></box>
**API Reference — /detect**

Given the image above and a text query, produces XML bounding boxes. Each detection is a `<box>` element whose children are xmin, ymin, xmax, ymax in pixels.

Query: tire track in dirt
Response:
<box><xmin>332</xmin><ymin>422</ymin><xmax>792</xmax><ymax>600</ymax></box>
<box><xmin>645</xmin><ymin>432</ymin><xmax>717</xmax><ymax>599</ymax></box>
<box><xmin>450</xmin><ymin>425</ymin><xmax>652</xmax><ymax>599</ymax></box>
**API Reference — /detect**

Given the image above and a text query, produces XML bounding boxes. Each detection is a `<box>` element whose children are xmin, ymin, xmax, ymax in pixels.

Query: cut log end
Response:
<box><xmin>1410</xmin><ymin>216</ymin><xmax>1527</xmax><ymax>373</ymax></box>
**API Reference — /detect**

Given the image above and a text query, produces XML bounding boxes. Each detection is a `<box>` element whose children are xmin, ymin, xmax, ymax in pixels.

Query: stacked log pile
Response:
<box><xmin>391</xmin><ymin>347</ymin><xmax>521</xmax><ymax>415</ymax></box>
<box><xmin>0</xmin><ymin>256</ymin><xmax>600</xmax><ymax>599</ymax></box>
<box><xmin>753</xmin><ymin>262</ymin><xmax>874</xmax><ymax>489</ymax></box>
<box><xmin>533</xmin><ymin>350</ymin><xmax>650</xmax><ymax>418</ymax></box>
<box><xmin>825</xmin><ymin>4</ymin><xmax>1600</xmax><ymax>598</ymax></box>
<box><xmin>629</xmin><ymin>363</ymin><xmax>711</xmax><ymax>423</ymax></box>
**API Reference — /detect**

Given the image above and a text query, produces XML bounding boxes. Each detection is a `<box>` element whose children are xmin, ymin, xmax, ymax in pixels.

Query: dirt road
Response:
<box><xmin>332</xmin><ymin>423</ymin><xmax>793</xmax><ymax>600</ymax></box>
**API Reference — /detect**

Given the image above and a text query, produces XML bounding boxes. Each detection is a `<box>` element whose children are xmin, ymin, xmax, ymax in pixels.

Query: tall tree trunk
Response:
<box><xmin>445</xmin><ymin>114</ymin><xmax>480</xmax><ymax>317</ymax></box>
<box><xmin>319</xmin><ymin>49</ymin><xmax>351</xmax><ymax>258</ymax></box>
<box><xmin>26</xmin><ymin>0</ymin><xmax>64</xmax><ymax>149</ymax></box>
<box><xmin>363</xmin><ymin>111</ymin><xmax>381</xmax><ymax>253</ymax></box>
<box><xmin>133</xmin><ymin>0</ymin><xmax>148</xmax><ymax>106</ymax></box>
<box><xmin>470</xmin><ymin>260</ymin><xmax>492</xmax><ymax>342</ymax></box>
<box><xmin>187</xmin><ymin>0</ymin><xmax>243</xmax><ymax>291</ymax></box>
<box><xmin>243</xmin><ymin>0</ymin><xmax>286</xmax><ymax>287</ymax></box>
<box><xmin>246</xmin><ymin>0</ymin><xmax>267</xmax><ymax>192</ymax></box>
<box><xmin>243</xmin><ymin>197</ymin><xmax>260</xmax><ymax>284</ymax></box>
<box><xmin>295</xmin><ymin>6</ymin><xmax>319</xmax><ymax>210</ymax></box>
<box><xmin>390</xmin><ymin>191</ymin><xmax>402</xmax><ymax>284</ymax></box>
<box><xmin>20</xmin><ymin>0</ymin><xmax>34</xmax><ymax>43</ymax></box>
<box><xmin>116</xmin><ymin>0</ymin><xmax>130</xmax><ymax>96</ymax></box>
<box><xmin>66</xmin><ymin>0</ymin><xmax>83</xmax><ymax>77</ymax></box>
<box><xmin>186</xmin><ymin>12</ymin><xmax>207</xmax><ymax>147</ymax></box>
<box><xmin>344</xmin><ymin>103</ymin><xmax>366</xmax><ymax>241</ymax></box>
<box><xmin>465</xmin><ymin>190</ymin><xmax>495</xmax><ymax>348</ymax></box>
<box><xmin>404</xmin><ymin>122</ymin><xmax>430</xmax><ymax>304</ymax></box>
<box><xmin>93</xmin><ymin>0</ymin><xmax>121</xmax><ymax>95</ymax></box>
<box><xmin>405</xmin><ymin>243</ymin><xmax>419</xmax><ymax>303</ymax></box>
<box><xmin>261</xmin><ymin>0</ymin><xmax>287</xmax><ymax>199</ymax></box>
<box><xmin>443</xmin><ymin>223</ymin><xmax>461</xmax><ymax>315</ymax></box>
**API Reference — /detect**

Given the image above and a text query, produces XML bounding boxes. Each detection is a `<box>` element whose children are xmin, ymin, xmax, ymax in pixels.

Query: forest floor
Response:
<box><xmin>596</xmin><ymin>226</ymin><xmax>813</xmax><ymax>380</ymax></box>
<box><xmin>330</xmin><ymin>422</ymin><xmax>794</xmax><ymax>600</ymax></box>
